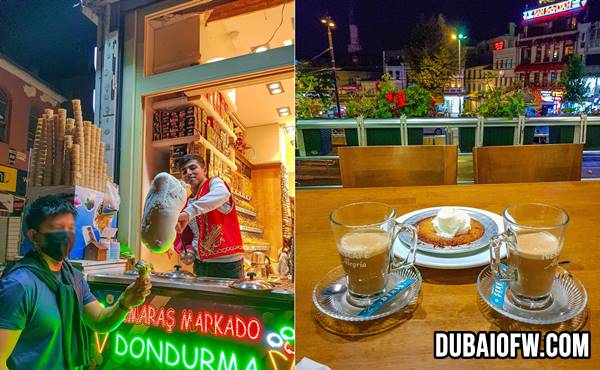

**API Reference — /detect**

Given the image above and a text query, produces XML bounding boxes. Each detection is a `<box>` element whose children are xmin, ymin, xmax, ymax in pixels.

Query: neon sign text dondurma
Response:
<box><xmin>523</xmin><ymin>0</ymin><xmax>587</xmax><ymax>21</ymax></box>
<box><xmin>114</xmin><ymin>333</ymin><xmax>258</xmax><ymax>370</ymax></box>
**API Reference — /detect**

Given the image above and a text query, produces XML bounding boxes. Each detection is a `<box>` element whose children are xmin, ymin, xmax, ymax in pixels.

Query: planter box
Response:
<box><xmin>459</xmin><ymin>128</ymin><xmax>476</xmax><ymax>153</ymax></box>
<box><xmin>549</xmin><ymin>126</ymin><xmax>575</xmax><ymax>144</ymax></box>
<box><xmin>483</xmin><ymin>126</ymin><xmax>515</xmax><ymax>146</ymax></box>
<box><xmin>408</xmin><ymin>128</ymin><xmax>424</xmax><ymax>145</ymax></box>
<box><xmin>366</xmin><ymin>128</ymin><xmax>401</xmax><ymax>145</ymax></box>
<box><xmin>585</xmin><ymin>125</ymin><xmax>600</xmax><ymax>150</ymax></box>
<box><xmin>303</xmin><ymin>128</ymin><xmax>359</xmax><ymax>155</ymax></box>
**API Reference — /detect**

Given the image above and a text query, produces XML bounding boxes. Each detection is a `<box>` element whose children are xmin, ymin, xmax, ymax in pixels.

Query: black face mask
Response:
<box><xmin>36</xmin><ymin>230</ymin><xmax>75</xmax><ymax>261</ymax></box>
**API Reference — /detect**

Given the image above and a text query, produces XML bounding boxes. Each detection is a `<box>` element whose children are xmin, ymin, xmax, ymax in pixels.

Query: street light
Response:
<box><xmin>320</xmin><ymin>16</ymin><xmax>342</xmax><ymax>118</ymax></box>
<box><xmin>451</xmin><ymin>33</ymin><xmax>467</xmax><ymax>75</ymax></box>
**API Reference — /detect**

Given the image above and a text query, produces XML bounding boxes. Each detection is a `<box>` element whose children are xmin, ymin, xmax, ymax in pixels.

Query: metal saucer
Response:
<box><xmin>399</xmin><ymin>207</ymin><xmax>499</xmax><ymax>255</ymax></box>
<box><xmin>477</xmin><ymin>266</ymin><xmax>588</xmax><ymax>325</ymax></box>
<box><xmin>312</xmin><ymin>265</ymin><xmax>422</xmax><ymax>322</ymax></box>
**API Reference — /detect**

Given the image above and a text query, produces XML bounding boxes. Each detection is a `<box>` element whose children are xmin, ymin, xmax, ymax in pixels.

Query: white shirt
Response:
<box><xmin>183</xmin><ymin>178</ymin><xmax>243</xmax><ymax>263</ymax></box>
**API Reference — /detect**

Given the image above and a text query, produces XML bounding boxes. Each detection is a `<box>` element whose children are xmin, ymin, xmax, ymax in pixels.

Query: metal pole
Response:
<box><xmin>327</xmin><ymin>26</ymin><xmax>342</xmax><ymax>118</ymax></box>
<box><xmin>458</xmin><ymin>38</ymin><xmax>461</xmax><ymax>75</ymax></box>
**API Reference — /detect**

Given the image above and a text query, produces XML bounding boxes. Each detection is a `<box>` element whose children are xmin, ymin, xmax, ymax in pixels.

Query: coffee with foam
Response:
<box><xmin>508</xmin><ymin>231</ymin><xmax>562</xmax><ymax>298</ymax></box>
<box><xmin>338</xmin><ymin>230</ymin><xmax>390</xmax><ymax>297</ymax></box>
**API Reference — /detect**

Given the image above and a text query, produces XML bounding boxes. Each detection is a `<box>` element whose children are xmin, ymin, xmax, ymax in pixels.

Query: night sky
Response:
<box><xmin>296</xmin><ymin>0</ymin><xmax>539</xmax><ymax>61</ymax></box>
<box><xmin>0</xmin><ymin>0</ymin><xmax>96</xmax><ymax>102</ymax></box>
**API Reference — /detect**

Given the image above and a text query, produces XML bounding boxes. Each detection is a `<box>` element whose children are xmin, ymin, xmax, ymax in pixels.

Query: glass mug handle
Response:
<box><xmin>390</xmin><ymin>223</ymin><xmax>418</xmax><ymax>270</ymax></box>
<box><xmin>489</xmin><ymin>231</ymin><xmax>516</xmax><ymax>282</ymax></box>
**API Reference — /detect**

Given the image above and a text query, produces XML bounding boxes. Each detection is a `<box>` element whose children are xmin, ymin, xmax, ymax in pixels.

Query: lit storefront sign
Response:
<box><xmin>494</xmin><ymin>41</ymin><xmax>505</xmax><ymax>51</ymax></box>
<box><xmin>539</xmin><ymin>89</ymin><xmax>564</xmax><ymax>113</ymax></box>
<box><xmin>0</xmin><ymin>165</ymin><xmax>17</xmax><ymax>192</ymax></box>
<box><xmin>90</xmin><ymin>300</ymin><xmax>294</xmax><ymax>370</ymax></box>
<box><xmin>523</xmin><ymin>0</ymin><xmax>587</xmax><ymax>21</ymax></box>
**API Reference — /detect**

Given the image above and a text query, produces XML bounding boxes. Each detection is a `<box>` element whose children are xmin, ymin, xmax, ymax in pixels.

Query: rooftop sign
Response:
<box><xmin>523</xmin><ymin>0</ymin><xmax>587</xmax><ymax>21</ymax></box>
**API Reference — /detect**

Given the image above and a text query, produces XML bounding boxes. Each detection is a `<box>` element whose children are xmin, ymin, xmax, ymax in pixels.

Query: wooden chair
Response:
<box><xmin>338</xmin><ymin>145</ymin><xmax>458</xmax><ymax>188</ymax></box>
<box><xmin>473</xmin><ymin>144</ymin><xmax>583</xmax><ymax>184</ymax></box>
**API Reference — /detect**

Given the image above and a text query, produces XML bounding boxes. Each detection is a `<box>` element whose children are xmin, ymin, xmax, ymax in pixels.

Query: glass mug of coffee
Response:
<box><xmin>490</xmin><ymin>203</ymin><xmax>569</xmax><ymax>310</ymax></box>
<box><xmin>329</xmin><ymin>202</ymin><xmax>418</xmax><ymax>307</ymax></box>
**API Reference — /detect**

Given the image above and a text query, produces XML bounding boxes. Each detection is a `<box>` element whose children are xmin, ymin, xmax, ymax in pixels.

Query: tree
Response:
<box><xmin>560</xmin><ymin>54</ymin><xmax>588</xmax><ymax>108</ymax></box>
<box><xmin>477</xmin><ymin>88</ymin><xmax>525</xmax><ymax>118</ymax></box>
<box><xmin>402</xmin><ymin>15</ymin><xmax>459</xmax><ymax>97</ymax></box>
<box><xmin>295</xmin><ymin>61</ymin><xmax>335</xmax><ymax>118</ymax></box>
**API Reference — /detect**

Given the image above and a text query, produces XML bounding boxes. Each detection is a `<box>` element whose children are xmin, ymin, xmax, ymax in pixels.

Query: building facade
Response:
<box><xmin>490</xmin><ymin>25</ymin><xmax>519</xmax><ymax>88</ymax></box>
<box><xmin>514</xmin><ymin>0</ymin><xmax>589</xmax><ymax>113</ymax></box>
<box><xmin>0</xmin><ymin>54</ymin><xmax>65</xmax><ymax>197</ymax></box>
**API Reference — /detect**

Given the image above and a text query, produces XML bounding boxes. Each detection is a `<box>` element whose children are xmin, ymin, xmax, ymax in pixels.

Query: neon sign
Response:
<box><xmin>494</xmin><ymin>41</ymin><xmax>505</xmax><ymax>51</ymax></box>
<box><xmin>114</xmin><ymin>333</ymin><xmax>259</xmax><ymax>370</ymax></box>
<box><xmin>523</xmin><ymin>0</ymin><xmax>587</xmax><ymax>21</ymax></box>
<box><xmin>123</xmin><ymin>304</ymin><xmax>264</xmax><ymax>343</ymax></box>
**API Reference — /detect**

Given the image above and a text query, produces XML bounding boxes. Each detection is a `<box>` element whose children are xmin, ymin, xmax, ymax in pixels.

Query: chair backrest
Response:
<box><xmin>473</xmin><ymin>144</ymin><xmax>583</xmax><ymax>184</ymax></box>
<box><xmin>338</xmin><ymin>145</ymin><xmax>458</xmax><ymax>188</ymax></box>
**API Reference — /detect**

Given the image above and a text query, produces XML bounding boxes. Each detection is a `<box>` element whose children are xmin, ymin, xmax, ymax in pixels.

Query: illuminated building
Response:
<box><xmin>515</xmin><ymin>0</ymin><xmax>590</xmax><ymax>114</ymax></box>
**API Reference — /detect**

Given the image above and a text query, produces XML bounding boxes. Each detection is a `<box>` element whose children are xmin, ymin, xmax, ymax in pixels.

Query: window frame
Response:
<box><xmin>0</xmin><ymin>87</ymin><xmax>10</xmax><ymax>144</ymax></box>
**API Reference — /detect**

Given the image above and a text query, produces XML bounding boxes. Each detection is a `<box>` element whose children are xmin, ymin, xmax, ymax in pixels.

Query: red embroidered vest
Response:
<box><xmin>174</xmin><ymin>178</ymin><xmax>244</xmax><ymax>260</ymax></box>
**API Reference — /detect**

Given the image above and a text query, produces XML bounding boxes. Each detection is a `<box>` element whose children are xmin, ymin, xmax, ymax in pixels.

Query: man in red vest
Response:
<box><xmin>173</xmin><ymin>154</ymin><xmax>244</xmax><ymax>278</ymax></box>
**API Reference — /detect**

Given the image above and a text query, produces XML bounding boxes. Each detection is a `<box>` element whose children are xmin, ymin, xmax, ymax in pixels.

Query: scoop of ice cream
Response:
<box><xmin>141</xmin><ymin>172</ymin><xmax>187</xmax><ymax>253</ymax></box>
<box><xmin>432</xmin><ymin>208</ymin><xmax>471</xmax><ymax>238</ymax></box>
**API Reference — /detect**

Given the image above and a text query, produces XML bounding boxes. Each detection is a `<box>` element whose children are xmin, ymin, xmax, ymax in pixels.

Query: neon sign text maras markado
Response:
<box><xmin>523</xmin><ymin>0</ymin><xmax>587</xmax><ymax>21</ymax></box>
<box><xmin>95</xmin><ymin>303</ymin><xmax>294</xmax><ymax>370</ymax></box>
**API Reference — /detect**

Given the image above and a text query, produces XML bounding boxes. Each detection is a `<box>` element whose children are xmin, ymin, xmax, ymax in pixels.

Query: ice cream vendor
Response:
<box><xmin>174</xmin><ymin>154</ymin><xmax>244</xmax><ymax>278</ymax></box>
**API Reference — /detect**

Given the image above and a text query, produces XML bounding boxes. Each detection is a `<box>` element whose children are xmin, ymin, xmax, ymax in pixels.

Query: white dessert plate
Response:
<box><xmin>394</xmin><ymin>207</ymin><xmax>506</xmax><ymax>269</ymax></box>
<box><xmin>398</xmin><ymin>207</ymin><xmax>499</xmax><ymax>255</ymax></box>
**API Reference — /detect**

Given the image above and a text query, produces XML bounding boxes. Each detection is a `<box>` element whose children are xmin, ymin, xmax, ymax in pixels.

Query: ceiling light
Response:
<box><xmin>253</xmin><ymin>45</ymin><xmax>269</xmax><ymax>53</ymax></box>
<box><xmin>267</xmin><ymin>82</ymin><xmax>284</xmax><ymax>95</ymax></box>
<box><xmin>277</xmin><ymin>107</ymin><xmax>290</xmax><ymax>117</ymax></box>
<box><xmin>283</xmin><ymin>123</ymin><xmax>295</xmax><ymax>136</ymax></box>
<box><xmin>283</xmin><ymin>39</ymin><xmax>293</xmax><ymax>46</ymax></box>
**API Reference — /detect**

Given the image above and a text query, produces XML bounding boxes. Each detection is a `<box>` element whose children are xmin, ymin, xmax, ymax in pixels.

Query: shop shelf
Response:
<box><xmin>232</xmin><ymin>189</ymin><xmax>252</xmax><ymax>201</ymax></box>
<box><xmin>151</xmin><ymin>96</ymin><xmax>237</xmax><ymax>140</ymax></box>
<box><xmin>190</xmin><ymin>96</ymin><xmax>237</xmax><ymax>140</ymax></box>
<box><xmin>240</xmin><ymin>225</ymin><xmax>264</xmax><ymax>234</ymax></box>
<box><xmin>222</xmin><ymin>90</ymin><xmax>238</xmax><ymax>113</ymax></box>
<box><xmin>152</xmin><ymin>135</ymin><xmax>196</xmax><ymax>149</ymax></box>
<box><xmin>237</xmin><ymin>207</ymin><xmax>257</xmax><ymax>217</ymax></box>
<box><xmin>244</xmin><ymin>245</ymin><xmax>270</xmax><ymax>252</ymax></box>
<box><xmin>197</xmin><ymin>135</ymin><xmax>237</xmax><ymax>171</ymax></box>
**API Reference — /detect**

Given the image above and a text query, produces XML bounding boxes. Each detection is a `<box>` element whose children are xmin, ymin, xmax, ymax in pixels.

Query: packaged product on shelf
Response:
<box><xmin>200</xmin><ymin>108</ymin><xmax>208</xmax><ymax>137</ymax></box>
<box><xmin>152</xmin><ymin>112</ymin><xmax>162</xmax><ymax>140</ymax></box>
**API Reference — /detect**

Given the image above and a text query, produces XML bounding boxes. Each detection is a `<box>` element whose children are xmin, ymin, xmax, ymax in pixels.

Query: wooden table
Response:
<box><xmin>296</xmin><ymin>181</ymin><xmax>600</xmax><ymax>369</ymax></box>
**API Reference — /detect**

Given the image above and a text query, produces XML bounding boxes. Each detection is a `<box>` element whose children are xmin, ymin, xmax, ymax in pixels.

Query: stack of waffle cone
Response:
<box><xmin>27</xmin><ymin>103</ymin><xmax>110</xmax><ymax>191</ymax></box>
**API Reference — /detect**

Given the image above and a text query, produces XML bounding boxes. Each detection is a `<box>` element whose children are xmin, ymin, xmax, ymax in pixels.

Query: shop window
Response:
<box><xmin>533</xmin><ymin>72</ymin><xmax>540</xmax><ymax>85</ymax></box>
<box><xmin>395</xmin><ymin>70</ymin><xmax>400</xmax><ymax>80</ymax></box>
<box><xmin>144</xmin><ymin>1</ymin><xmax>295</xmax><ymax>76</ymax></box>
<box><xmin>27</xmin><ymin>106</ymin><xmax>39</xmax><ymax>150</ymax></box>
<box><xmin>564</xmin><ymin>44</ymin><xmax>575</xmax><ymax>57</ymax></box>
<box><xmin>0</xmin><ymin>88</ymin><xmax>9</xmax><ymax>143</ymax></box>
<box><xmin>545</xmin><ymin>45</ymin><xmax>552</xmax><ymax>62</ymax></box>
<box><xmin>542</xmin><ymin>72</ymin><xmax>548</xmax><ymax>86</ymax></box>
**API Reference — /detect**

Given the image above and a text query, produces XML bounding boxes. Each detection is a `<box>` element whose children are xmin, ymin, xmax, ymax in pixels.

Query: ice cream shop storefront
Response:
<box><xmin>82</xmin><ymin>0</ymin><xmax>295</xmax><ymax>369</ymax></box>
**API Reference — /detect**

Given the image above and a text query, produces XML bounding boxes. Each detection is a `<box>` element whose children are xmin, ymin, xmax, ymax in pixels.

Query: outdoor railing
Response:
<box><xmin>296</xmin><ymin>115</ymin><xmax>600</xmax><ymax>188</ymax></box>
<box><xmin>296</xmin><ymin>115</ymin><xmax>600</xmax><ymax>156</ymax></box>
